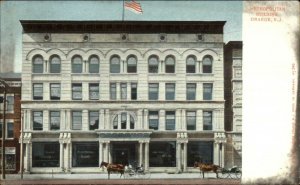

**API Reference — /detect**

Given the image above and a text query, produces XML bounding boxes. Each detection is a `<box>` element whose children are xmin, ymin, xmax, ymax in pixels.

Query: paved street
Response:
<box><xmin>2</xmin><ymin>173</ymin><xmax>240</xmax><ymax>185</ymax></box>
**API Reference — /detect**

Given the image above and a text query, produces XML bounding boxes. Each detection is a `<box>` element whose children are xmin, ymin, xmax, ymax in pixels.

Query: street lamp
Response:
<box><xmin>0</xmin><ymin>78</ymin><xmax>9</xmax><ymax>180</ymax></box>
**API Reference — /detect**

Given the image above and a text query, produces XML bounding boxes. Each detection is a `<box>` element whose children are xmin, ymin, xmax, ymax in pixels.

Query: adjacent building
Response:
<box><xmin>20</xmin><ymin>20</ymin><xmax>228</xmax><ymax>173</ymax></box>
<box><xmin>0</xmin><ymin>73</ymin><xmax>22</xmax><ymax>174</ymax></box>
<box><xmin>224</xmin><ymin>41</ymin><xmax>243</xmax><ymax>168</ymax></box>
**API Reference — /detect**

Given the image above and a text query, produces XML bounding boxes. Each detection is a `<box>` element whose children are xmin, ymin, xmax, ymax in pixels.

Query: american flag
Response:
<box><xmin>124</xmin><ymin>0</ymin><xmax>143</xmax><ymax>14</ymax></box>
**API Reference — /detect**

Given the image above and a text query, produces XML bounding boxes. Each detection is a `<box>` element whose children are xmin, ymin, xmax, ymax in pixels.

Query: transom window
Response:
<box><xmin>186</xmin><ymin>56</ymin><xmax>196</xmax><ymax>73</ymax></box>
<box><xmin>32</xmin><ymin>55</ymin><xmax>44</xmax><ymax>73</ymax></box>
<box><xmin>202</xmin><ymin>56</ymin><xmax>213</xmax><ymax>73</ymax></box>
<box><xmin>148</xmin><ymin>55</ymin><xmax>159</xmax><ymax>73</ymax></box>
<box><xmin>49</xmin><ymin>55</ymin><xmax>61</xmax><ymax>73</ymax></box>
<box><xmin>165</xmin><ymin>56</ymin><xmax>175</xmax><ymax>73</ymax></box>
<box><xmin>110</xmin><ymin>55</ymin><xmax>120</xmax><ymax>73</ymax></box>
<box><xmin>89</xmin><ymin>55</ymin><xmax>99</xmax><ymax>73</ymax></box>
<box><xmin>127</xmin><ymin>55</ymin><xmax>137</xmax><ymax>73</ymax></box>
<box><xmin>112</xmin><ymin>112</ymin><xmax>135</xmax><ymax>130</ymax></box>
<box><xmin>72</xmin><ymin>55</ymin><xmax>83</xmax><ymax>73</ymax></box>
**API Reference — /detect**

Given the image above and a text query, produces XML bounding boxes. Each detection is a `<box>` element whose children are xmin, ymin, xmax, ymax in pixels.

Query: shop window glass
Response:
<box><xmin>72</xmin><ymin>142</ymin><xmax>99</xmax><ymax>167</ymax></box>
<box><xmin>149</xmin><ymin>142</ymin><xmax>176</xmax><ymax>167</ymax></box>
<box><xmin>187</xmin><ymin>141</ymin><xmax>213</xmax><ymax>166</ymax></box>
<box><xmin>32</xmin><ymin>142</ymin><xmax>59</xmax><ymax>167</ymax></box>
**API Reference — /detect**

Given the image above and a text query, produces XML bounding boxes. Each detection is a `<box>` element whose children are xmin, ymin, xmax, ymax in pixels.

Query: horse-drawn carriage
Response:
<box><xmin>194</xmin><ymin>161</ymin><xmax>242</xmax><ymax>179</ymax></box>
<box><xmin>100</xmin><ymin>161</ymin><xmax>150</xmax><ymax>179</ymax></box>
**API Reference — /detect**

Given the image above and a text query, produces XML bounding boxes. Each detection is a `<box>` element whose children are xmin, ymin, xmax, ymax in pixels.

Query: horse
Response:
<box><xmin>100</xmin><ymin>161</ymin><xmax>125</xmax><ymax>179</ymax></box>
<box><xmin>194</xmin><ymin>161</ymin><xmax>221</xmax><ymax>178</ymax></box>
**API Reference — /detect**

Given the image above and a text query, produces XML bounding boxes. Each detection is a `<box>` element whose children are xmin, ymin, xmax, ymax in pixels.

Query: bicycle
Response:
<box><xmin>219</xmin><ymin>166</ymin><xmax>242</xmax><ymax>179</ymax></box>
<box><xmin>124</xmin><ymin>163</ymin><xmax>150</xmax><ymax>179</ymax></box>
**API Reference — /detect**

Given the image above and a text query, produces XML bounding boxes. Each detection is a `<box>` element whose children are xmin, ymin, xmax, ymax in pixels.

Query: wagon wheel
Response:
<box><xmin>234</xmin><ymin>167</ymin><xmax>242</xmax><ymax>179</ymax></box>
<box><xmin>219</xmin><ymin>168</ymin><xmax>230</xmax><ymax>179</ymax></box>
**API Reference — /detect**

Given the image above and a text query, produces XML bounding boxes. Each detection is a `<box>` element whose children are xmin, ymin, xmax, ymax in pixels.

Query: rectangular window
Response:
<box><xmin>186</xmin><ymin>83</ymin><xmax>196</xmax><ymax>100</ymax></box>
<box><xmin>33</xmin><ymin>58</ymin><xmax>44</xmax><ymax>73</ymax></box>
<box><xmin>72</xmin><ymin>142</ymin><xmax>99</xmax><ymax>167</ymax></box>
<box><xmin>33</xmin><ymin>111</ymin><xmax>43</xmax><ymax>130</ymax></box>
<box><xmin>89</xmin><ymin>83</ymin><xmax>99</xmax><ymax>100</ymax></box>
<box><xmin>7</xmin><ymin>122</ymin><xmax>14</xmax><ymax>138</ymax></box>
<box><xmin>72</xmin><ymin>83</ymin><xmax>82</xmax><ymax>100</ymax></box>
<box><xmin>121</xmin><ymin>83</ymin><xmax>127</xmax><ymax>100</ymax></box>
<box><xmin>203</xmin><ymin>111</ymin><xmax>213</xmax><ymax>130</ymax></box>
<box><xmin>149</xmin><ymin>111</ymin><xmax>159</xmax><ymax>130</ymax></box>
<box><xmin>72</xmin><ymin>111</ymin><xmax>82</xmax><ymax>130</ymax></box>
<box><xmin>32</xmin><ymin>142</ymin><xmax>59</xmax><ymax>167</ymax></box>
<box><xmin>6</xmin><ymin>96</ymin><xmax>14</xmax><ymax>112</ymax></box>
<box><xmin>131</xmin><ymin>83</ymin><xmax>137</xmax><ymax>100</ymax></box>
<box><xmin>149</xmin><ymin>83</ymin><xmax>159</xmax><ymax>100</ymax></box>
<box><xmin>50</xmin><ymin>83</ymin><xmax>61</xmax><ymax>100</ymax></box>
<box><xmin>50</xmin><ymin>111</ymin><xmax>60</xmax><ymax>130</ymax></box>
<box><xmin>165</xmin><ymin>83</ymin><xmax>175</xmax><ymax>100</ymax></box>
<box><xmin>89</xmin><ymin>111</ymin><xmax>99</xmax><ymax>130</ymax></box>
<box><xmin>186</xmin><ymin>111</ymin><xmax>196</xmax><ymax>130</ymax></box>
<box><xmin>33</xmin><ymin>83</ymin><xmax>43</xmax><ymax>100</ymax></box>
<box><xmin>89</xmin><ymin>58</ymin><xmax>99</xmax><ymax>73</ymax></box>
<box><xmin>165</xmin><ymin>111</ymin><xmax>175</xmax><ymax>130</ymax></box>
<box><xmin>203</xmin><ymin>83</ymin><xmax>213</xmax><ymax>100</ymax></box>
<box><xmin>110</xmin><ymin>83</ymin><xmax>117</xmax><ymax>100</ymax></box>
<box><xmin>121</xmin><ymin>113</ymin><xmax>126</xmax><ymax>129</ymax></box>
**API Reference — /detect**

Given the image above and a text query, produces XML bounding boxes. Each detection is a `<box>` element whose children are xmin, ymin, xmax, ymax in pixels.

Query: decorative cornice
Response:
<box><xmin>20</xmin><ymin>20</ymin><xmax>225</xmax><ymax>34</ymax></box>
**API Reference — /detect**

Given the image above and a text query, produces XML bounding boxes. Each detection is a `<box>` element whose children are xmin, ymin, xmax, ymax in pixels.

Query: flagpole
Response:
<box><xmin>122</xmin><ymin>0</ymin><xmax>125</xmax><ymax>21</ymax></box>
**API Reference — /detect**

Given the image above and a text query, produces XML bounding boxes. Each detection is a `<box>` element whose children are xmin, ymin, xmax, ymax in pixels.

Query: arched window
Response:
<box><xmin>112</xmin><ymin>112</ymin><xmax>135</xmax><ymax>129</ymax></box>
<box><xmin>49</xmin><ymin>55</ymin><xmax>61</xmax><ymax>73</ymax></box>
<box><xmin>148</xmin><ymin>55</ymin><xmax>159</xmax><ymax>73</ymax></box>
<box><xmin>72</xmin><ymin>55</ymin><xmax>83</xmax><ymax>73</ymax></box>
<box><xmin>202</xmin><ymin>55</ymin><xmax>213</xmax><ymax>73</ymax></box>
<box><xmin>32</xmin><ymin>55</ymin><xmax>44</xmax><ymax>73</ymax></box>
<box><xmin>89</xmin><ymin>55</ymin><xmax>99</xmax><ymax>73</ymax></box>
<box><xmin>165</xmin><ymin>56</ymin><xmax>175</xmax><ymax>73</ymax></box>
<box><xmin>110</xmin><ymin>55</ymin><xmax>120</xmax><ymax>73</ymax></box>
<box><xmin>127</xmin><ymin>55</ymin><xmax>137</xmax><ymax>73</ymax></box>
<box><xmin>186</xmin><ymin>56</ymin><xmax>196</xmax><ymax>73</ymax></box>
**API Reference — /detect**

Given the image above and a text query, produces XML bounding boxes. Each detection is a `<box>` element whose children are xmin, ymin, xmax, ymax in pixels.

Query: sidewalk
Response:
<box><xmin>5</xmin><ymin>172</ymin><xmax>225</xmax><ymax>180</ymax></box>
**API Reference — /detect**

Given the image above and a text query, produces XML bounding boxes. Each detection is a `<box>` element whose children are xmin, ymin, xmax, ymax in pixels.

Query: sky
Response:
<box><xmin>0</xmin><ymin>0</ymin><xmax>242</xmax><ymax>73</ymax></box>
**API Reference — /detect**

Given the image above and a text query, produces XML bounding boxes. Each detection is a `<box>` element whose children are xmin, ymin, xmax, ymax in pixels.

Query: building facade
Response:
<box><xmin>20</xmin><ymin>21</ymin><xmax>227</xmax><ymax>173</ymax></box>
<box><xmin>0</xmin><ymin>73</ymin><xmax>22</xmax><ymax>174</ymax></box>
<box><xmin>224</xmin><ymin>41</ymin><xmax>242</xmax><ymax>167</ymax></box>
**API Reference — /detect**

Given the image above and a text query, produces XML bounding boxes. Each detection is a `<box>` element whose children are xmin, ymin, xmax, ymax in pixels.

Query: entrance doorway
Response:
<box><xmin>112</xmin><ymin>142</ymin><xmax>137</xmax><ymax>166</ymax></box>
